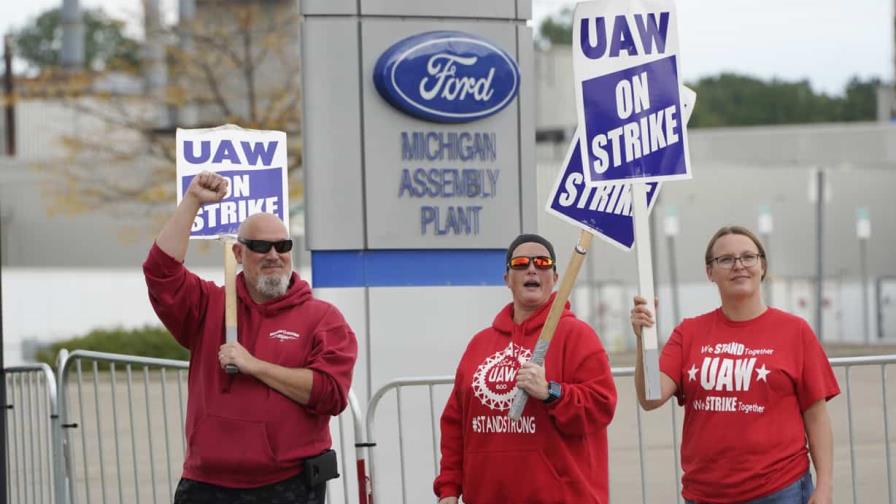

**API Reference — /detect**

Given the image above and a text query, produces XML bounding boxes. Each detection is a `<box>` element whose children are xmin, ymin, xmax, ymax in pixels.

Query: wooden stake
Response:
<box><xmin>508</xmin><ymin>230</ymin><xmax>593</xmax><ymax>420</ymax></box>
<box><xmin>224</xmin><ymin>238</ymin><xmax>239</xmax><ymax>374</ymax></box>
<box><xmin>632</xmin><ymin>182</ymin><xmax>661</xmax><ymax>400</ymax></box>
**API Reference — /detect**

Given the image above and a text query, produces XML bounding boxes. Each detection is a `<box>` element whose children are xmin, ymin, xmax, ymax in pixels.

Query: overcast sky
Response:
<box><xmin>1</xmin><ymin>0</ymin><xmax>892</xmax><ymax>95</ymax></box>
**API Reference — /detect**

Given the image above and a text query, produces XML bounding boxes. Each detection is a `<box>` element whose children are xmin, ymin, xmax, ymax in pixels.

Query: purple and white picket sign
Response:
<box><xmin>546</xmin><ymin>85</ymin><xmax>695</xmax><ymax>250</ymax></box>
<box><xmin>176</xmin><ymin>125</ymin><xmax>289</xmax><ymax>239</ymax></box>
<box><xmin>546</xmin><ymin>139</ymin><xmax>661</xmax><ymax>250</ymax></box>
<box><xmin>572</xmin><ymin>0</ymin><xmax>690</xmax><ymax>186</ymax></box>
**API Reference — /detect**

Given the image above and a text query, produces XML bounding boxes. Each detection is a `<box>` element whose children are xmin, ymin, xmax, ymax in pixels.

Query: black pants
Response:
<box><xmin>173</xmin><ymin>473</ymin><xmax>326</xmax><ymax>504</ymax></box>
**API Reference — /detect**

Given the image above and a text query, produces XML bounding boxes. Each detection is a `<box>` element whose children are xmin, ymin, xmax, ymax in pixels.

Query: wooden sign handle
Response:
<box><xmin>632</xmin><ymin>183</ymin><xmax>661</xmax><ymax>399</ymax></box>
<box><xmin>224</xmin><ymin>238</ymin><xmax>239</xmax><ymax>374</ymax></box>
<box><xmin>508</xmin><ymin>230</ymin><xmax>593</xmax><ymax>419</ymax></box>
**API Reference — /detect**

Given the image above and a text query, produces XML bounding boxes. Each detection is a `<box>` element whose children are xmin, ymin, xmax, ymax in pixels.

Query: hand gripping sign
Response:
<box><xmin>176</xmin><ymin>124</ymin><xmax>289</xmax><ymax>374</ymax></box>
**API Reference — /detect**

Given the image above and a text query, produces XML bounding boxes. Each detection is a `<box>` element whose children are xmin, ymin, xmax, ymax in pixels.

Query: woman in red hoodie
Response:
<box><xmin>434</xmin><ymin>234</ymin><xmax>617</xmax><ymax>504</ymax></box>
<box><xmin>630</xmin><ymin>225</ymin><xmax>839</xmax><ymax>504</ymax></box>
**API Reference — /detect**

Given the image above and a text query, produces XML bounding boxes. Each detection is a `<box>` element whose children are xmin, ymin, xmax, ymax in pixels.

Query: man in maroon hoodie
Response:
<box><xmin>144</xmin><ymin>171</ymin><xmax>358</xmax><ymax>503</ymax></box>
<box><xmin>434</xmin><ymin>233</ymin><xmax>617</xmax><ymax>504</ymax></box>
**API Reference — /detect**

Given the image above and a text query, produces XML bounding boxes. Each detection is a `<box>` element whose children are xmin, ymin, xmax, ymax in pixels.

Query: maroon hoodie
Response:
<box><xmin>434</xmin><ymin>294</ymin><xmax>617</xmax><ymax>503</ymax></box>
<box><xmin>143</xmin><ymin>243</ymin><xmax>357</xmax><ymax>488</ymax></box>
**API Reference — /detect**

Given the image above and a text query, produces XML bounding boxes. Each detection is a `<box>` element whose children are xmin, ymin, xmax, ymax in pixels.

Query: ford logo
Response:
<box><xmin>373</xmin><ymin>31</ymin><xmax>520</xmax><ymax>123</ymax></box>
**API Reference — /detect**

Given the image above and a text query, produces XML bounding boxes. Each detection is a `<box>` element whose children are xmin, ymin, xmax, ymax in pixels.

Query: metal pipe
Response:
<box><xmin>92</xmin><ymin>361</ymin><xmax>108</xmax><ymax>503</ymax></box>
<box><xmin>636</xmin><ymin>393</ymin><xmax>648</xmax><ymax>503</ymax></box>
<box><xmin>25</xmin><ymin>372</ymin><xmax>35</xmax><ymax>502</ymax></box>
<box><xmin>110</xmin><ymin>365</ymin><xmax>124</xmax><ymax>504</ymax></box>
<box><xmin>160</xmin><ymin>368</ymin><xmax>173</xmax><ymax>500</ymax></box>
<box><xmin>667</xmin><ymin>234</ymin><xmax>681</xmax><ymax>327</ymax></box>
<box><xmin>11</xmin><ymin>374</ymin><xmax>21</xmax><ymax>504</ymax></box>
<box><xmin>860</xmin><ymin>238</ymin><xmax>870</xmax><ymax>344</ymax></box>
<box><xmin>428</xmin><ymin>384</ymin><xmax>439</xmax><ymax>478</ymax></box>
<box><xmin>881</xmin><ymin>365</ymin><xmax>892</xmax><ymax>503</ymax></box>
<box><xmin>670</xmin><ymin>401</ymin><xmax>682</xmax><ymax>504</ymax></box>
<box><xmin>396</xmin><ymin>389</ymin><xmax>408</xmax><ymax>504</ymax></box>
<box><xmin>126</xmin><ymin>365</ymin><xmax>141</xmax><ymax>504</ymax></box>
<box><xmin>143</xmin><ymin>367</ymin><xmax>158</xmax><ymax>504</ymax></box>
<box><xmin>846</xmin><ymin>367</ymin><xmax>858</xmax><ymax>504</ymax></box>
<box><xmin>76</xmin><ymin>359</ymin><xmax>91</xmax><ymax>504</ymax></box>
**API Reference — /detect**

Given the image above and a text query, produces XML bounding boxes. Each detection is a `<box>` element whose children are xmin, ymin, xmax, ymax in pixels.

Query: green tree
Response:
<box><xmin>35</xmin><ymin>326</ymin><xmax>189</xmax><ymax>370</ymax></box>
<box><xmin>838</xmin><ymin>77</ymin><xmax>880</xmax><ymax>121</ymax></box>
<box><xmin>33</xmin><ymin>2</ymin><xmax>303</xmax><ymax>223</ymax></box>
<box><xmin>538</xmin><ymin>8</ymin><xmax>573</xmax><ymax>46</ymax></box>
<box><xmin>14</xmin><ymin>7</ymin><xmax>140</xmax><ymax>72</ymax></box>
<box><xmin>686</xmin><ymin>73</ymin><xmax>878</xmax><ymax>127</ymax></box>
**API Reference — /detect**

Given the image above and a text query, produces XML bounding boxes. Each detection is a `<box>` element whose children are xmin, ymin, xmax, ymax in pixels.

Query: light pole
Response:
<box><xmin>857</xmin><ymin>207</ymin><xmax>871</xmax><ymax>344</ymax></box>
<box><xmin>664</xmin><ymin>206</ymin><xmax>681</xmax><ymax>328</ymax></box>
<box><xmin>811</xmin><ymin>168</ymin><xmax>827</xmax><ymax>340</ymax></box>
<box><xmin>758</xmin><ymin>204</ymin><xmax>773</xmax><ymax>306</ymax></box>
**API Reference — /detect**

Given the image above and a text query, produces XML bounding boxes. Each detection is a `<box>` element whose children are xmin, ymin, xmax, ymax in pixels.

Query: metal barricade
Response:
<box><xmin>364</xmin><ymin>355</ymin><xmax>896</xmax><ymax>504</ymax></box>
<box><xmin>365</xmin><ymin>376</ymin><xmax>454</xmax><ymax>504</ymax></box>
<box><xmin>8</xmin><ymin>352</ymin><xmax>896</xmax><ymax>503</ymax></box>
<box><xmin>49</xmin><ymin>349</ymin><xmax>363</xmax><ymax>504</ymax></box>
<box><xmin>4</xmin><ymin>363</ymin><xmax>59</xmax><ymax>504</ymax></box>
<box><xmin>56</xmin><ymin>349</ymin><xmax>190</xmax><ymax>504</ymax></box>
<box><xmin>328</xmin><ymin>389</ymin><xmax>368</xmax><ymax>504</ymax></box>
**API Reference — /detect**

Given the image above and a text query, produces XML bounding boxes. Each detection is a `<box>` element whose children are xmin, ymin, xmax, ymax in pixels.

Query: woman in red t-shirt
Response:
<box><xmin>630</xmin><ymin>225</ymin><xmax>839</xmax><ymax>504</ymax></box>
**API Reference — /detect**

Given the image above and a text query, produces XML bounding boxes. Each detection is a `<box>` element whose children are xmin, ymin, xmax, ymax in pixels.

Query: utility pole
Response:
<box><xmin>857</xmin><ymin>208</ymin><xmax>871</xmax><ymax>344</ymax></box>
<box><xmin>758</xmin><ymin>204</ymin><xmax>773</xmax><ymax>306</ymax></box>
<box><xmin>0</xmin><ymin>198</ymin><xmax>7</xmax><ymax>503</ymax></box>
<box><xmin>4</xmin><ymin>34</ymin><xmax>14</xmax><ymax>157</ymax></box>
<box><xmin>664</xmin><ymin>207</ymin><xmax>681</xmax><ymax>327</ymax></box>
<box><xmin>814</xmin><ymin>169</ymin><xmax>825</xmax><ymax>340</ymax></box>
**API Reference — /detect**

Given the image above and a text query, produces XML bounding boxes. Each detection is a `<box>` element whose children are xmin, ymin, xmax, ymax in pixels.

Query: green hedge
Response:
<box><xmin>35</xmin><ymin>326</ymin><xmax>189</xmax><ymax>368</ymax></box>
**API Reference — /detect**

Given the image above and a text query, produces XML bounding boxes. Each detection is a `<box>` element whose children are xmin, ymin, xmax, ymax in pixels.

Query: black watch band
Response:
<box><xmin>543</xmin><ymin>381</ymin><xmax>562</xmax><ymax>404</ymax></box>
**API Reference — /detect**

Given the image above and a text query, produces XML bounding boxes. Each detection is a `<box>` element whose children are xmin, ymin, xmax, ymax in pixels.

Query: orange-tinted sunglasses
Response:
<box><xmin>508</xmin><ymin>256</ymin><xmax>554</xmax><ymax>271</ymax></box>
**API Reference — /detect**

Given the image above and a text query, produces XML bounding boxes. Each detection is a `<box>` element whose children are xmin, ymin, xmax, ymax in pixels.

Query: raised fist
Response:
<box><xmin>187</xmin><ymin>171</ymin><xmax>229</xmax><ymax>205</ymax></box>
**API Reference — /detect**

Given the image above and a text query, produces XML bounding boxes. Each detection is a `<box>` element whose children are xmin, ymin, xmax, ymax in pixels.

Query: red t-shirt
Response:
<box><xmin>659</xmin><ymin>307</ymin><xmax>839</xmax><ymax>503</ymax></box>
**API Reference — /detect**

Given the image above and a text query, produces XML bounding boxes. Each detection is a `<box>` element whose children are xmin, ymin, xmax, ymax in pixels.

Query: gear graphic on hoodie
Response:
<box><xmin>472</xmin><ymin>342</ymin><xmax>532</xmax><ymax>410</ymax></box>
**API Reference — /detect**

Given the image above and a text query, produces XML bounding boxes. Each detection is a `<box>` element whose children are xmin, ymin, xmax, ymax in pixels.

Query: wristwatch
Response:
<box><xmin>543</xmin><ymin>381</ymin><xmax>562</xmax><ymax>404</ymax></box>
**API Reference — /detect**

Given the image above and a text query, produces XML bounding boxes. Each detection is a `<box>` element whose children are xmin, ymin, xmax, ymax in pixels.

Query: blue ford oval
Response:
<box><xmin>373</xmin><ymin>31</ymin><xmax>520</xmax><ymax>123</ymax></box>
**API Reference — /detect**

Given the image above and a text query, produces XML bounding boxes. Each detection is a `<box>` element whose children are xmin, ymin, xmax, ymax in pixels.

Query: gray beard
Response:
<box><xmin>256</xmin><ymin>274</ymin><xmax>289</xmax><ymax>299</ymax></box>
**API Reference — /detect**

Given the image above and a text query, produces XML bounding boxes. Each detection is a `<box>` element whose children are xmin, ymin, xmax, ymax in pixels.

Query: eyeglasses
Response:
<box><xmin>508</xmin><ymin>256</ymin><xmax>555</xmax><ymax>271</ymax></box>
<box><xmin>708</xmin><ymin>253</ymin><xmax>763</xmax><ymax>269</ymax></box>
<box><xmin>238</xmin><ymin>238</ymin><xmax>293</xmax><ymax>254</ymax></box>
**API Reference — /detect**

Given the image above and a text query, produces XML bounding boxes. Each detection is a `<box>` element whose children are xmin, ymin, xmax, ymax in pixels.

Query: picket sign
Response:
<box><xmin>556</xmin><ymin>0</ymin><xmax>693</xmax><ymax>400</ymax></box>
<box><xmin>175</xmin><ymin>124</ymin><xmax>290</xmax><ymax>372</ymax></box>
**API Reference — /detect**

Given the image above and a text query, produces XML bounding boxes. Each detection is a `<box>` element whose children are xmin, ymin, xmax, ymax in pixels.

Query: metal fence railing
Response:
<box><xmin>363</xmin><ymin>355</ymin><xmax>896</xmax><ymax>504</ymax></box>
<box><xmin>4</xmin><ymin>350</ymin><xmax>364</xmax><ymax>504</ymax></box>
<box><xmin>7</xmin><ymin>352</ymin><xmax>896</xmax><ymax>503</ymax></box>
<box><xmin>4</xmin><ymin>363</ymin><xmax>59</xmax><ymax>504</ymax></box>
<box><xmin>56</xmin><ymin>349</ymin><xmax>191</xmax><ymax>504</ymax></box>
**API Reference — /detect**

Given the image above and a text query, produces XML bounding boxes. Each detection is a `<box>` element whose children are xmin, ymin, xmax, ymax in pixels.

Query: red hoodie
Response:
<box><xmin>143</xmin><ymin>243</ymin><xmax>357</xmax><ymax>488</ymax></box>
<box><xmin>434</xmin><ymin>294</ymin><xmax>617</xmax><ymax>503</ymax></box>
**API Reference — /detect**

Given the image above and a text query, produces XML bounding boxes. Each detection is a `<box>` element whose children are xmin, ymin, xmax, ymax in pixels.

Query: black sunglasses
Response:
<box><xmin>238</xmin><ymin>238</ymin><xmax>293</xmax><ymax>254</ymax></box>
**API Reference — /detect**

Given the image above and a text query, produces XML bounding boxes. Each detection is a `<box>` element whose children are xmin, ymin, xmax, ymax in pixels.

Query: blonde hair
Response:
<box><xmin>704</xmin><ymin>225</ymin><xmax>768</xmax><ymax>281</ymax></box>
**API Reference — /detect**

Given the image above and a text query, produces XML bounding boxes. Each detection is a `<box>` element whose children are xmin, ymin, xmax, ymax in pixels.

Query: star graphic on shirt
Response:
<box><xmin>755</xmin><ymin>364</ymin><xmax>771</xmax><ymax>382</ymax></box>
<box><xmin>687</xmin><ymin>364</ymin><xmax>698</xmax><ymax>381</ymax></box>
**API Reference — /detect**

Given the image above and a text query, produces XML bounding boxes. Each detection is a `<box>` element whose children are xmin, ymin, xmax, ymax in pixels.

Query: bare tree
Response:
<box><xmin>35</xmin><ymin>0</ymin><xmax>303</xmax><ymax>224</ymax></box>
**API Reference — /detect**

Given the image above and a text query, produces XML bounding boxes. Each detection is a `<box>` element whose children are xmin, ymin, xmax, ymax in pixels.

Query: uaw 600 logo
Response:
<box><xmin>373</xmin><ymin>31</ymin><xmax>520</xmax><ymax>123</ymax></box>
